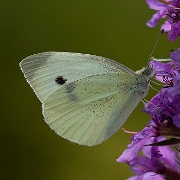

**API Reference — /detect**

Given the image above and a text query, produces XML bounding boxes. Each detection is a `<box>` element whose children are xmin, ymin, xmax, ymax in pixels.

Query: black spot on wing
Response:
<box><xmin>55</xmin><ymin>76</ymin><xmax>67</xmax><ymax>85</ymax></box>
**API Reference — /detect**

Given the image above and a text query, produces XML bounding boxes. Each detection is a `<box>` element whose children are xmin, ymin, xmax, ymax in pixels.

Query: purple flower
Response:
<box><xmin>127</xmin><ymin>145</ymin><xmax>180</xmax><ymax>179</ymax></box>
<box><xmin>117</xmin><ymin>49</ymin><xmax>180</xmax><ymax>179</ymax></box>
<box><xmin>116</xmin><ymin>127</ymin><xmax>156</xmax><ymax>162</ymax></box>
<box><xmin>118</xmin><ymin>136</ymin><xmax>180</xmax><ymax>179</ymax></box>
<box><xmin>146</xmin><ymin>0</ymin><xmax>180</xmax><ymax>41</ymax></box>
<box><xmin>144</xmin><ymin>50</ymin><xmax>180</xmax><ymax>132</ymax></box>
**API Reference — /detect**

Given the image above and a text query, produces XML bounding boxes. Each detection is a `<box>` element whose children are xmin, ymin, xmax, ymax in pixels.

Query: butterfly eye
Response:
<box><xmin>142</xmin><ymin>67</ymin><xmax>154</xmax><ymax>79</ymax></box>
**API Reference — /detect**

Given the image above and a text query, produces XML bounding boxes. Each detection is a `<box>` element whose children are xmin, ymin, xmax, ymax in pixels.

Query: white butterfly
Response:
<box><xmin>19</xmin><ymin>52</ymin><xmax>154</xmax><ymax>146</ymax></box>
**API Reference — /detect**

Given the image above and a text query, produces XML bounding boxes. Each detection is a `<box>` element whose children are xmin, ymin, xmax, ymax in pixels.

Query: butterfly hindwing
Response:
<box><xmin>43</xmin><ymin>73</ymin><xmax>142</xmax><ymax>146</ymax></box>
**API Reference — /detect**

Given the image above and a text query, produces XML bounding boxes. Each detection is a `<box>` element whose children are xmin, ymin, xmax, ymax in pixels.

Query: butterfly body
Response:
<box><xmin>20</xmin><ymin>52</ymin><xmax>153</xmax><ymax>146</ymax></box>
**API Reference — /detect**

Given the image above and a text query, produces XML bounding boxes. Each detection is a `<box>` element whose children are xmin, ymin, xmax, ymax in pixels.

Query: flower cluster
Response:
<box><xmin>117</xmin><ymin>50</ymin><xmax>180</xmax><ymax>179</ymax></box>
<box><xmin>146</xmin><ymin>0</ymin><xmax>180</xmax><ymax>41</ymax></box>
<box><xmin>116</xmin><ymin>1</ymin><xmax>180</xmax><ymax>178</ymax></box>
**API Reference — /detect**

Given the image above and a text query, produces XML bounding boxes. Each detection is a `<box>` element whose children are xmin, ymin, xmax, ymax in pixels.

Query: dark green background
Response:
<box><xmin>1</xmin><ymin>1</ymin><xmax>179</xmax><ymax>180</ymax></box>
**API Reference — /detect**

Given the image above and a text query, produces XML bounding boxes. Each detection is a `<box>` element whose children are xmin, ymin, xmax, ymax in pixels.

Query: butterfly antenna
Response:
<box><xmin>149</xmin><ymin>84</ymin><xmax>159</xmax><ymax>92</ymax></box>
<box><xmin>154</xmin><ymin>49</ymin><xmax>174</xmax><ymax>62</ymax></box>
<box><xmin>147</xmin><ymin>29</ymin><xmax>164</xmax><ymax>66</ymax></box>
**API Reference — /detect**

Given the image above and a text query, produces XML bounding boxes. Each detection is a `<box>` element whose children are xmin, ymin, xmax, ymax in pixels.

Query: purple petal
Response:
<box><xmin>172</xmin><ymin>0</ymin><xmax>180</xmax><ymax>7</ymax></box>
<box><xmin>167</xmin><ymin>74</ymin><xmax>180</xmax><ymax>95</ymax></box>
<box><xmin>146</xmin><ymin>9</ymin><xmax>167</xmax><ymax>27</ymax></box>
<box><xmin>128</xmin><ymin>172</ymin><xmax>164</xmax><ymax>180</ymax></box>
<box><xmin>157</xmin><ymin>143</ymin><xmax>179</xmax><ymax>170</ymax></box>
<box><xmin>171</xmin><ymin>95</ymin><xmax>180</xmax><ymax>111</ymax></box>
<box><xmin>116</xmin><ymin>128</ymin><xmax>155</xmax><ymax>162</ymax></box>
<box><xmin>173</xmin><ymin>114</ymin><xmax>180</xmax><ymax>128</ymax></box>
<box><xmin>170</xmin><ymin>49</ymin><xmax>180</xmax><ymax>66</ymax></box>
<box><xmin>173</xmin><ymin>74</ymin><xmax>180</xmax><ymax>86</ymax></box>
<box><xmin>116</xmin><ymin>140</ymin><xmax>147</xmax><ymax>162</ymax></box>
<box><xmin>142</xmin><ymin>137</ymin><xmax>158</xmax><ymax>158</ymax></box>
<box><xmin>151</xmin><ymin>60</ymin><xmax>172</xmax><ymax>77</ymax></box>
<box><xmin>167</xmin><ymin>84</ymin><xmax>180</xmax><ymax>95</ymax></box>
<box><xmin>146</xmin><ymin>0</ymin><xmax>168</xmax><ymax>10</ymax></box>
<box><xmin>127</xmin><ymin>176</ymin><xmax>137</xmax><ymax>180</ymax></box>
<box><xmin>161</xmin><ymin>20</ymin><xmax>171</xmax><ymax>32</ymax></box>
<box><xmin>139</xmin><ymin>172</ymin><xmax>164</xmax><ymax>180</ymax></box>
<box><xmin>127</xmin><ymin>156</ymin><xmax>155</xmax><ymax>174</ymax></box>
<box><xmin>168</xmin><ymin>22</ymin><xmax>180</xmax><ymax>41</ymax></box>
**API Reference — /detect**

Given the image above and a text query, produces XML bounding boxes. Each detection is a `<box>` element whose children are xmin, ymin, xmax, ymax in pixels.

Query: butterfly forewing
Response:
<box><xmin>20</xmin><ymin>52</ymin><xmax>135</xmax><ymax>102</ymax></box>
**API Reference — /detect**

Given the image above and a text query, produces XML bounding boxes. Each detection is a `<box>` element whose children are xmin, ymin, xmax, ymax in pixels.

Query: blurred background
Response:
<box><xmin>1</xmin><ymin>0</ymin><xmax>179</xmax><ymax>180</ymax></box>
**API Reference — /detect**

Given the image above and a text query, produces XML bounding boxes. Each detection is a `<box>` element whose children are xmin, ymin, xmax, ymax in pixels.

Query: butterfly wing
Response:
<box><xmin>43</xmin><ymin>76</ymin><xmax>142</xmax><ymax>146</ymax></box>
<box><xmin>20</xmin><ymin>52</ymin><xmax>144</xmax><ymax>146</ymax></box>
<box><xmin>19</xmin><ymin>52</ymin><xmax>135</xmax><ymax>102</ymax></box>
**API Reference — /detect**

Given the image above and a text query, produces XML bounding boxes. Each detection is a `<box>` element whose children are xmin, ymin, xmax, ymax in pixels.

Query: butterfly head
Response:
<box><xmin>136</xmin><ymin>66</ymin><xmax>154</xmax><ymax>79</ymax></box>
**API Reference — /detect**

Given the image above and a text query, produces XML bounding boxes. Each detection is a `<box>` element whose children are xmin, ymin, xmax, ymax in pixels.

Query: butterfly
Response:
<box><xmin>19</xmin><ymin>52</ymin><xmax>154</xmax><ymax>146</ymax></box>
